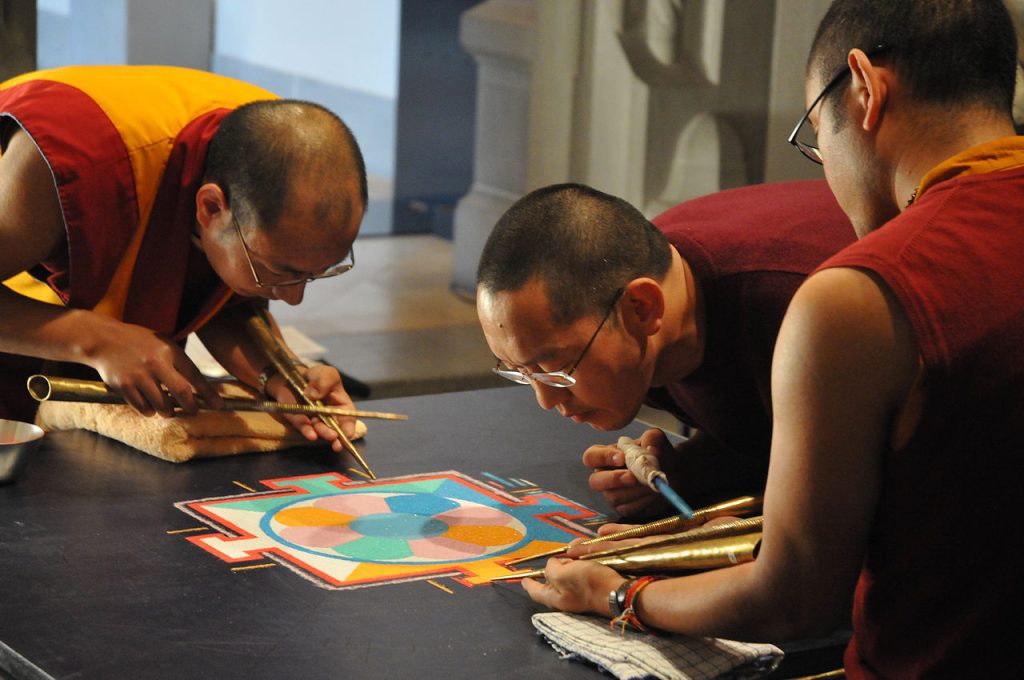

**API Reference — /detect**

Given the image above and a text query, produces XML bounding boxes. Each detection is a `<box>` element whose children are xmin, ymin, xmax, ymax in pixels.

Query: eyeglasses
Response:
<box><xmin>231</xmin><ymin>212</ymin><xmax>354</xmax><ymax>288</ymax></box>
<box><xmin>788</xmin><ymin>44</ymin><xmax>891</xmax><ymax>164</ymax></box>
<box><xmin>493</xmin><ymin>288</ymin><xmax>625</xmax><ymax>388</ymax></box>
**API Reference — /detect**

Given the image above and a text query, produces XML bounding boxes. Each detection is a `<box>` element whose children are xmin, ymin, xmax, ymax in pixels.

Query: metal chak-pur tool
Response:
<box><xmin>242</xmin><ymin>306</ymin><xmax>377</xmax><ymax>479</ymax></box>
<box><xmin>488</xmin><ymin>518</ymin><xmax>764</xmax><ymax>582</ymax></box>
<box><xmin>502</xmin><ymin>494</ymin><xmax>764</xmax><ymax>567</ymax></box>
<box><xmin>26</xmin><ymin>375</ymin><xmax>407</xmax><ymax>422</ymax></box>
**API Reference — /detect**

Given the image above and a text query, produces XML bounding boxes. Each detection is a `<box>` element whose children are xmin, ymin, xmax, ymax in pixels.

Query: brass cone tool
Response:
<box><xmin>502</xmin><ymin>494</ymin><xmax>762</xmax><ymax>567</ymax></box>
<box><xmin>599</xmin><ymin>531</ymin><xmax>761</xmax><ymax>571</ymax></box>
<box><xmin>488</xmin><ymin>531</ymin><xmax>762</xmax><ymax>582</ymax></box>
<box><xmin>26</xmin><ymin>375</ymin><xmax>408</xmax><ymax>421</ymax></box>
<box><xmin>242</xmin><ymin>306</ymin><xmax>376</xmax><ymax>479</ymax></box>
<box><xmin>580</xmin><ymin>515</ymin><xmax>762</xmax><ymax>561</ymax></box>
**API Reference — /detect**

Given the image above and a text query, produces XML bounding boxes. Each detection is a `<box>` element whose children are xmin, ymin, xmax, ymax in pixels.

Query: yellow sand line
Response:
<box><xmin>231</xmin><ymin>563</ymin><xmax>276</xmax><ymax>572</ymax></box>
<box><xmin>425</xmin><ymin>579</ymin><xmax>454</xmax><ymax>594</ymax></box>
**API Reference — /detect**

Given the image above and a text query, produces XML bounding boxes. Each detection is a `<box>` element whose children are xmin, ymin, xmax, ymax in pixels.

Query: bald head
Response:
<box><xmin>477</xmin><ymin>183</ymin><xmax>671</xmax><ymax>325</ymax></box>
<box><xmin>204</xmin><ymin>99</ymin><xmax>367</xmax><ymax>234</ymax></box>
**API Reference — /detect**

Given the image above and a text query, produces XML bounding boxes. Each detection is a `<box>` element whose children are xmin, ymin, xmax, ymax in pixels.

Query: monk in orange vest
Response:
<box><xmin>0</xmin><ymin>65</ymin><xmax>365</xmax><ymax>449</ymax></box>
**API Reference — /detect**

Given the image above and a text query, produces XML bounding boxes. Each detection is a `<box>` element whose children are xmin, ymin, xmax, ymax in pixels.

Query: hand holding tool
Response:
<box><xmin>618</xmin><ymin>436</ymin><xmax>694</xmax><ymax>518</ymax></box>
<box><xmin>242</xmin><ymin>307</ymin><xmax>376</xmax><ymax>478</ymax></box>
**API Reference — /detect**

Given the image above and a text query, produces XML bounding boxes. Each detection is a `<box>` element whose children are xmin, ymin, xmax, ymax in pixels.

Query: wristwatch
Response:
<box><xmin>609</xmin><ymin>578</ymin><xmax>634</xmax><ymax>618</ymax></box>
<box><xmin>257</xmin><ymin>364</ymin><xmax>277</xmax><ymax>396</ymax></box>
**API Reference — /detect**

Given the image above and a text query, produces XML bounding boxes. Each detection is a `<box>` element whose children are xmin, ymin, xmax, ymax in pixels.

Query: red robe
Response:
<box><xmin>646</xmin><ymin>180</ymin><xmax>855</xmax><ymax>502</ymax></box>
<box><xmin>0</xmin><ymin>65</ymin><xmax>277</xmax><ymax>419</ymax></box>
<box><xmin>821</xmin><ymin>137</ymin><xmax>1024</xmax><ymax>679</ymax></box>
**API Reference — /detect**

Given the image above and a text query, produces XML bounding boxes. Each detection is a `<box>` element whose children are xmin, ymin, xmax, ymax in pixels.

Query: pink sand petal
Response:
<box><xmin>278</xmin><ymin>524</ymin><xmax>362</xmax><ymax>549</ymax></box>
<box><xmin>433</xmin><ymin>506</ymin><xmax>512</xmax><ymax>526</ymax></box>
<box><xmin>409</xmin><ymin>536</ymin><xmax>490</xmax><ymax>559</ymax></box>
<box><xmin>314</xmin><ymin>494</ymin><xmax>391</xmax><ymax>516</ymax></box>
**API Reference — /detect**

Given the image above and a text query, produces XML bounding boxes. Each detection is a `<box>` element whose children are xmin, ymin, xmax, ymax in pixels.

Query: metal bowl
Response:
<box><xmin>0</xmin><ymin>418</ymin><xmax>45</xmax><ymax>484</ymax></box>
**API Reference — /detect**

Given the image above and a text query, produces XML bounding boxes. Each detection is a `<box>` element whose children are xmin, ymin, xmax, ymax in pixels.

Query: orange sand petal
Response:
<box><xmin>443</xmin><ymin>524</ymin><xmax>524</xmax><ymax>547</ymax></box>
<box><xmin>274</xmin><ymin>506</ymin><xmax>354</xmax><ymax>527</ymax></box>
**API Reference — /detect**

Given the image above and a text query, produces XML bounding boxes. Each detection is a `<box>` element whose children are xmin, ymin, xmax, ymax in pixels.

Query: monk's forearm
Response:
<box><xmin>1</xmin><ymin>287</ymin><xmax>223</xmax><ymax>413</ymax></box>
<box><xmin>630</xmin><ymin>559</ymin><xmax>841</xmax><ymax>642</ymax></box>
<box><xmin>0</xmin><ymin>288</ymin><xmax>115</xmax><ymax>367</ymax></box>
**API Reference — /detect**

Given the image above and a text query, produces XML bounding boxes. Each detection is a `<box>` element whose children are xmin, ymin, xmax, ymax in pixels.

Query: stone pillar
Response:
<box><xmin>0</xmin><ymin>0</ymin><xmax>36</xmax><ymax>80</ymax></box>
<box><xmin>451</xmin><ymin>0</ymin><xmax>537</xmax><ymax>296</ymax></box>
<box><xmin>451</xmin><ymin>0</ymin><xmax>827</xmax><ymax>295</ymax></box>
<box><xmin>763</xmin><ymin>0</ymin><xmax>832</xmax><ymax>182</ymax></box>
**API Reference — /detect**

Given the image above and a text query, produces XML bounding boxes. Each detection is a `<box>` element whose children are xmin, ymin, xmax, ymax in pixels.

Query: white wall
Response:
<box><xmin>212</xmin><ymin>0</ymin><xmax>401</xmax><ymax>234</ymax></box>
<box><xmin>37</xmin><ymin>0</ymin><xmax>128</xmax><ymax>68</ymax></box>
<box><xmin>35</xmin><ymin>0</ymin><xmax>401</xmax><ymax>233</ymax></box>
<box><xmin>214</xmin><ymin>0</ymin><xmax>400</xmax><ymax>100</ymax></box>
<box><xmin>37</xmin><ymin>0</ymin><xmax>213</xmax><ymax>70</ymax></box>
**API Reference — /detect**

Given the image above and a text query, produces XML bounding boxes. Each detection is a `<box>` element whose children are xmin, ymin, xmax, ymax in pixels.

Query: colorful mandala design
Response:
<box><xmin>174</xmin><ymin>470</ymin><xmax>602</xmax><ymax>590</ymax></box>
<box><xmin>265</xmin><ymin>491</ymin><xmax>527</xmax><ymax>564</ymax></box>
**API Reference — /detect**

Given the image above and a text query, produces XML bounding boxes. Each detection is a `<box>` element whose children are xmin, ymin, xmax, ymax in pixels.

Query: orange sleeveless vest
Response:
<box><xmin>0</xmin><ymin>65</ymin><xmax>276</xmax><ymax>337</ymax></box>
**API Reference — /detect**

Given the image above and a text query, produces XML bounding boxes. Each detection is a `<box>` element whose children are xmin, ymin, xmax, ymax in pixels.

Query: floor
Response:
<box><xmin>266</xmin><ymin>233</ymin><xmax>681</xmax><ymax>434</ymax></box>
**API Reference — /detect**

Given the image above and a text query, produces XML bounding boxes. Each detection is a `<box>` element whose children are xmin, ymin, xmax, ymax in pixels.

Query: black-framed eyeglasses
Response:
<box><xmin>788</xmin><ymin>44</ymin><xmax>891</xmax><ymax>164</ymax></box>
<box><xmin>492</xmin><ymin>288</ymin><xmax>625</xmax><ymax>388</ymax></box>
<box><xmin>231</xmin><ymin>212</ymin><xmax>354</xmax><ymax>288</ymax></box>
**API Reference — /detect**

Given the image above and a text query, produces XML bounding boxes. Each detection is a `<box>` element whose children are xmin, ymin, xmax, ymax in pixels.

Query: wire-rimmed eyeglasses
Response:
<box><xmin>492</xmin><ymin>288</ymin><xmax>625</xmax><ymax>388</ymax></box>
<box><xmin>788</xmin><ymin>44</ymin><xmax>891</xmax><ymax>164</ymax></box>
<box><xmin>232</xmin><ymin>212</ymin><xmax>354</xmax><ymax>288</ymax></box>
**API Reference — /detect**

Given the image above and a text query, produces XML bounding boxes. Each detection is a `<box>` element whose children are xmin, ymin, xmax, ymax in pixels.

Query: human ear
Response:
<box><xmin>848</xmin><ymin>48</ymin><xmax>888</xmax><ymax>133</ymax></box>
<box><xmin>621</xmin><ymin>278</ymin><xmax>664</xmax><ymax>337</ymax></box>
<box><xmin>195</xmin><ymin>183</ymin><xmax>228</xmax><ymax>231</ymax></box>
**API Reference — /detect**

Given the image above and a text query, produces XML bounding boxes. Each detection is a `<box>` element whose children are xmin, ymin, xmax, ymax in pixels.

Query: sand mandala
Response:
<box><xmin>174</xmin><ymin>470</ymin><xmax>602</xmax><ymax>590</ymax></box>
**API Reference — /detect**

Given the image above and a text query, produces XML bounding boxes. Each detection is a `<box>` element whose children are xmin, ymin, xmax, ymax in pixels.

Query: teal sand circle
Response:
<box><xmin>348</xmin><ymin>512</ymin><xmax>448</xmax><ymax>539</ymax></box>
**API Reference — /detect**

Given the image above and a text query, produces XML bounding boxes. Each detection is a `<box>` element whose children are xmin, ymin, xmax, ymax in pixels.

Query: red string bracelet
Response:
<box><xmin>609</xmin><ymin>575</ymin><xmax>662</xmax><ymax>633</ymax></box>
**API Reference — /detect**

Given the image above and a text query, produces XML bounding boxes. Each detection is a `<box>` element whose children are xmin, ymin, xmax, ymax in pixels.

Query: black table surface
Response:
<box><xmin>0</xmin><ymin>387</ymin><xmax>845</xmax><ymax>679</ymax></box>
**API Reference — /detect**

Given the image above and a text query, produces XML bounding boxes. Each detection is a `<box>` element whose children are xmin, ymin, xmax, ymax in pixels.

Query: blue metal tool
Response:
<box><xmin>617</xmin><ymin>436</ymin><xmax>695</xmax><ymax>518</ymax></box>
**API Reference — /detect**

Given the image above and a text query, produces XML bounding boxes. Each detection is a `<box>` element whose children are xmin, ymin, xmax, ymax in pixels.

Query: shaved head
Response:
<box><xmin>204</xmin><ymin>99</ymin><xmax>367</xmax><ymax>233</ymax></box>
<box><xmin>477</xmin><ymin>183</ymin><xmax>671</xmax><ymax>325</ymax></box>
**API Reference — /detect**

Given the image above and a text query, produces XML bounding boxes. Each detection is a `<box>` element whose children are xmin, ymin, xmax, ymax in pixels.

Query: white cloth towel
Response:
<box><xmin>532</xmin><ymin>612</ymin><xmax>783</xmax><ymax>680</ymax></box>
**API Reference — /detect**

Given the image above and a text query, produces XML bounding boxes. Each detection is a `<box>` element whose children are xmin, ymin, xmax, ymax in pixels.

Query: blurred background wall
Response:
<box><xmin>10</xmin><ymin>0</ymin><xmax>1024</xmax><ymax>293</ymax></box>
